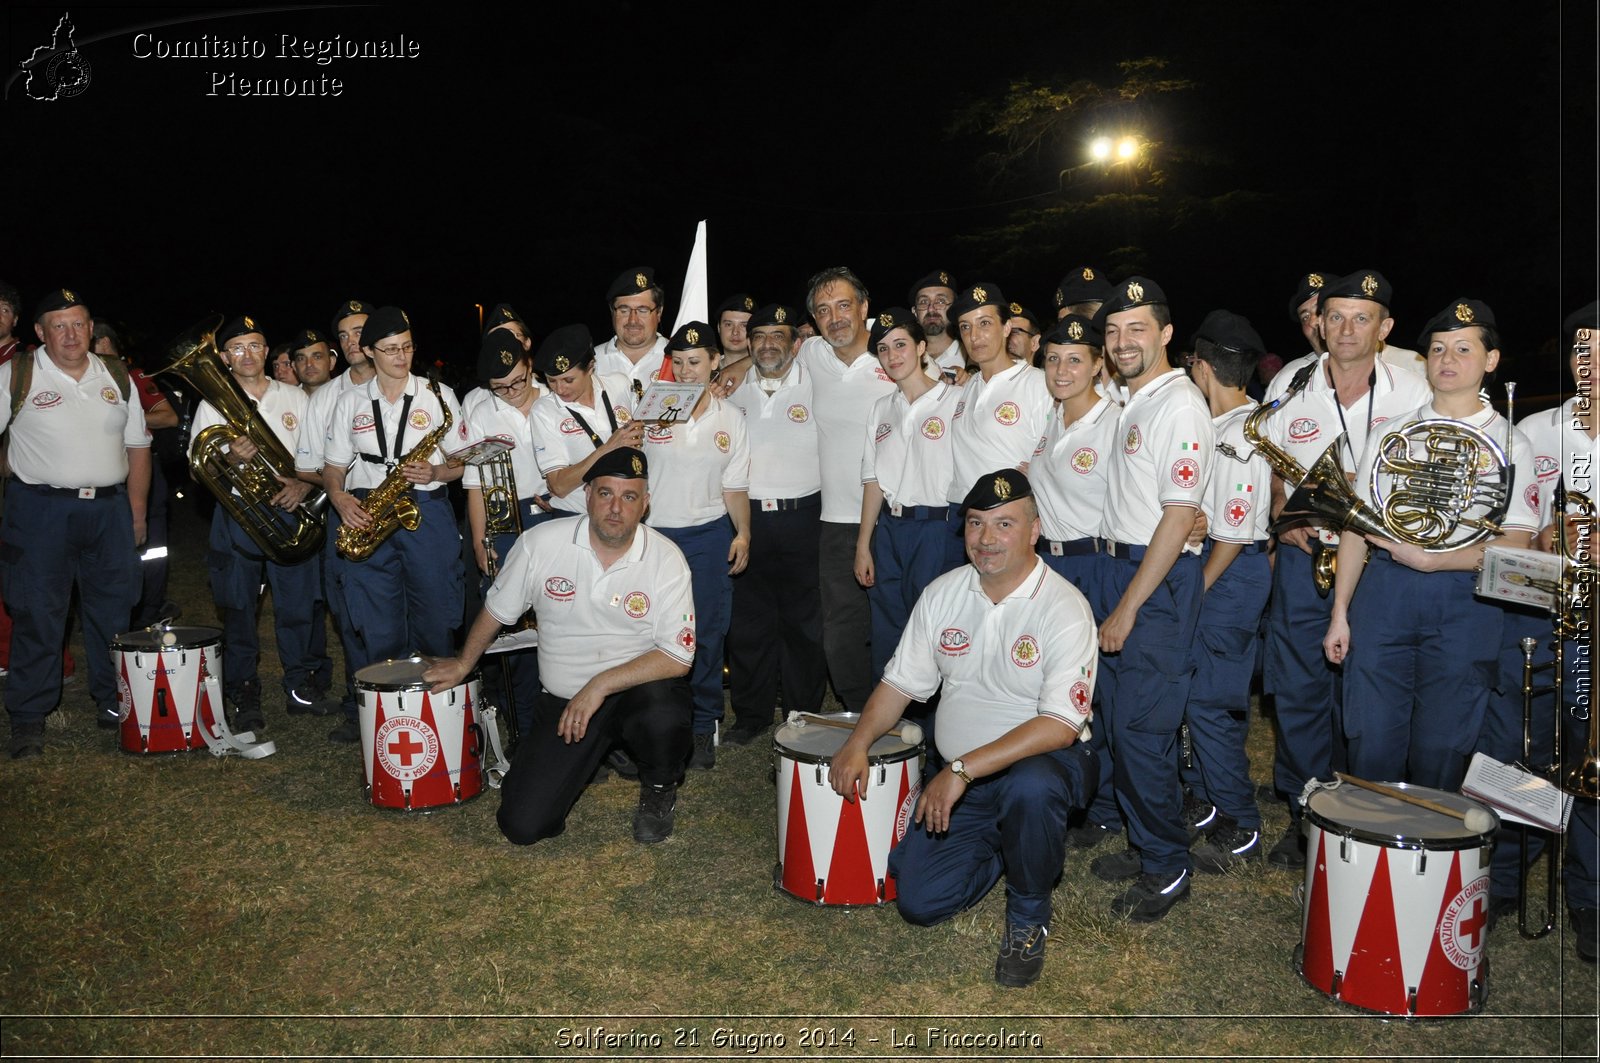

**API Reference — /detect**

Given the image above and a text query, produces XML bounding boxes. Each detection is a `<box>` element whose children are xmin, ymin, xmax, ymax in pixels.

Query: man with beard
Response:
<box><xmin>910</xmin><ymin>270</ymin><xmax>963</xmax><ymax>379</ymax></box>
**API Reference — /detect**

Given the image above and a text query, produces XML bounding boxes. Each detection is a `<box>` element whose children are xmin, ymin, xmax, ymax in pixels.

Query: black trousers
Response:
<box><xmin>496</xmin><ymin>677</ymin><xmax>692</xmax><ymax>845</ymax></box>
<box><xmin>727</xmin><ymin>502</ymin><xmax>827</xmax><ymax>729</ymax></box>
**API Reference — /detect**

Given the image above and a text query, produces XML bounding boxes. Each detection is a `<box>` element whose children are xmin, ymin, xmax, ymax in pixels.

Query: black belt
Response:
<box><xmin>11</xmin><ymin>480</ymin><xmax>125</xmax><ymax>499</ymax></box>
<box><xmin>1099</xmin><ymin>538</ymin><xmax>1146</xmax><ymax>560</ymax></box>
<box><xmin>753</xmin><ymin>492</ymin><xmax>821</xmax><ymax>513</ymax></box>
<box><xmin>881</xmin><ymin>501</ymin><xmax>953</xmax><ymax>521</ymax></box>
<box><xmin>1040</xmin><ymin>536</ymin><xmax>1099</xmax><ymax>557</ymax></box>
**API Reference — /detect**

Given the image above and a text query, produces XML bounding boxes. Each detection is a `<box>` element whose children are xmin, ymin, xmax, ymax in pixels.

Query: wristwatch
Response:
<box><xmin>949</xmin><ymin>759</ymin><xmax>974</xmax><ymax>784</ymax></box>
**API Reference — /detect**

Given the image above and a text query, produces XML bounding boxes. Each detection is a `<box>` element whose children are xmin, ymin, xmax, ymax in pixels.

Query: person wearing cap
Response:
<box><xmin>1004</xmin><ymin>303</ymin><xmax>1043</xmax><ymax>366</ymax></box>
<box><xmin>855</xmin><ymin>308</ymin><xmax>964</xmax><ymax>684</ymax></box>
<box><xmin>296</xmin><ymin>298</ymin><xmax>380</xmax><ymax>741</ymax></box>
<box><xmin>594</xmin><ymin>267</ymin><xmax>670</xmax><ymax>397</ymax></box>
<box><xmin>643</xmin><ymin>321</ymin><xmax>751</xmax><ymax>769</ymax></box>
<box><xmin>1323</xmin><ymin>298</ymin><xmax>1538</xmax><ymax>794</ymax></box>
<box><xmin>723</xmin><ymin>304</ymin><xmax>828</xmax><ymax>744</ymax></box>
<box><xmin>268</xmin><ymin>343</ymin><xmax>298</xmax><ymax>386</ymax></box>
<box><xmin>830</xmin><ymin>468</ymin><xmax>1099</xmax><ymax>988</ymax></box>
<box><xmin>1477</xmin><ymin>299</ymin><xmax>1598</xmax><ymax>955</ymax></box>
<box><xmin>716</xmin><ymin>294</ymin><xmax>756</xmax><ymax>362</ymax></box>
<box><xmin>1177</xmin><ymin>310</ymin><xmax>1274</xmax><ymax>871</ymax></box>
<box><xmin>289</xmin><ymin>329</ymin><xmax>336</xmax><ymax>395</ymax></box>
<box><xmin>908</xmin><ymin>270</ymin><xmax>963</xmax><ymax>380</ymax></box>
<box><xmin>1258</xmin><ymin>269</ymin><xmax>1431</xmax><ymax>867</ymax></box>
<box><xmin>1083</xmin><ymin>276</ymin><xmax>1212</xmax><ymax>921</ymax></box>
<box><xmin>189</xmin><ymin>314</ymin><xmax>332</xmax><ymax>732</ymax></box>
<box><xmin>459</xmin><ymin>325</ymin><xmax>554</xmax><ymax>737</ymax></box>
<box><xmin>424</xmin><ymin>447</ymin><xmax>695</xmax><ymax>845</ymax></box>
<box><xmin>528</xmin><ymin>324</ymin><xmax>644</xmax><ymax>516</ymax></box>
<box><xmin>1053</xmin><ymin>266</ymin><xmax>1112</xmax><ymax>321</ymax></box>
<box><xmin>945</xmin><ymin>283</ymin><xmax>1053</xmax><ymax>512</ymax></box>
<box><xmin>323</xmin><ymin>306</ymin><xmax>466</xmax><ymax>743</ymax></box>
<box><xmin>0</xmin><ymin>288</ymin><xmax>150</xmax><ymax>758</ymax></box>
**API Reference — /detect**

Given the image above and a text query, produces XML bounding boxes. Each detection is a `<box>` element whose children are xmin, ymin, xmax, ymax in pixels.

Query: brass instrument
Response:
<box><xmin>153</xmin><ymin>315</ymin><xmax>327</xmax><ymax>565</ymax></box>
<box><xmin>476</xmin><ymin>446</ymin><xmax>525</xmax><ymax>752</ymax></box>
<box><xmin>336</xmin><ymin>374</ymin><xmax>453</xmax><ymax>562</ymax></box>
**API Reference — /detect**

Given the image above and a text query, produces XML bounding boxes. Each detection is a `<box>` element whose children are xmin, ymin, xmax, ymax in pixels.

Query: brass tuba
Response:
<box><xmin>335</xmin><ymin>374</ymin><xmax>453</xmax><ymax>562</ymax></box>
<box><xmin>153</xmin><ymin>316</ymin><xmax>327</xmax><ymax>565</ymax></box>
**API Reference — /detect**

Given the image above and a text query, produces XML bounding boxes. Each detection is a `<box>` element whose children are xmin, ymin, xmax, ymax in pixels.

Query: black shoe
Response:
<box><xmin>633</xmin><ymin>782</ymin><xmax>677</xmax><ymax>843</ymax></box>
<box><xmin>1268</xmin><ymin>826</ymin><xmax>1306</xmax><ymax>869</ymax></box>
<box><xmin>994</xmin><ymin>923</ymin><xmax>1048</xmax><ymax>988</ymax></box>
<box><xmin>1485</xmin><ymin>893</ymin><xmax>1518</xmax><ymax>931</ymax></box>
<box><xmin>1091</xmin><ymin>847</ymin><xmax>1143</xmax><ymax>883</ymax></box>
<box><xmin>1182</xmin><ymin>792</ymin><xmax>1217</xmax><ymax>842</ymax></box>
<box><xmin>1572</xmin><ymin>907</ymin><xmax>1598</xmax><ymax>964</ymax></box>
<box><xmin>721</xmin><ymin>723</ymin><xmax>767</xmax><ymax>747</ymax></box>
<box><xmin>689</xmin><ymin>732</ymin><xmax>715</xmax><ymax>770</ymax></box>
<box><xmin>229</xmin><ymin>679</ymin><xmax>265</xmax><ymax>733</ymax></box>
<box><xmin>1192</xmin><ymin>819</ymin><xmax>1263</xmax><ymax>873</ymax></box>
<box><xmin>607</xmin><ymin>748</ymin><xmax>641</xmax><ymax>780</ymax></box>
<box><xmin>1111</xmin><ymin>869</ymin><xmax>1192</xmax><ymax>922</ymax></box>
<box><xmin>96</xmin><ymin>704</ymin><xmax>122</xmax><ymax>730</ymax></box>
<box><xmin>327</xmin><ymin>717</ymin><xmax>361</xmax><ymax>744</ymax></box>
<box><xmin>285</xmin><ymin>686</ymin><xmax>338</xmax><ymax>717</ymax></box>
<box><xmin>1065</xmin><ymin>820</ymin><xmax>1117</xmax><ymax>850</ymax></box>
<box><xmin>10</xmin><ymin>719</ymin><xmax>45</xmax><ymax>759</ymax></box>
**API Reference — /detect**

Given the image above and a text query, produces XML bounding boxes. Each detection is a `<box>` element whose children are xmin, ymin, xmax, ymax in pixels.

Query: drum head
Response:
<box><xmin>113</xmin><ymin>625</ymin><xmax>221</xmax><ymax>651</ymax></box>
<box><xmin>355</xmin><ymin>657</ymin><xmax>432</xmax><ymax>692</ymax></box>
<box><xmin>1306</xmin><ymin>782</ymin><xmax>1491</xmax><ymax>848</ymax></box>
<box><xmin>773</xmin><ymin>712</ymin><xmax>916</xmax><ymax>764</ymax></box>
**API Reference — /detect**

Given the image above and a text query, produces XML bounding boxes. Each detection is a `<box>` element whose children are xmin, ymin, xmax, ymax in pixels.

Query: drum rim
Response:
<box><xmin>1305</xmin><ymin>786</ymin><xmax>1493</xmax><ymax>850</ymax></box>
<box><xmin>355</xmin><ymin>656</ymin><xmax>480</xmax><ymax>693</ymax></box>
<box><xmin>112</xmin><ymin>625</ymin><xmax>223</xmax><ymax>651</ymax></box>
<box><xmin>771</xmin><ymin>711</ymin><xmax>922</xmax><ymax>765</ymax></box>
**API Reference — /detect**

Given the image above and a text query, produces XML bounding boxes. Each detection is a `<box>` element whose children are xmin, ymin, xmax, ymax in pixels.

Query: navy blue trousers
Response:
<box><xmin>206</xmin><ymin>508</ymin><xmax>325</xmax><ymax>697</ymax></box>
<box><xmin>340</xmin><ymin>490</ymin><xmax>463</xmax><ymax>672</ymax></box>
<box><xmin>1040</xmin><ymin>545</ymin><xmax>1119</xmax><ymax>833</ymax></box>
<box><xmin>658</xmin><ymin>518</ymin><xmax>733</xmax><ymax>735</ymax></box>
<box><xmin>867</xmin><ymin>505</ymin><xmax>963</xmax><ymax>681</ymax></box>
<box><xmin>1265</xmin><ymin>544</ymin><xmax>1342</xmax><ymax>817</ymax></box>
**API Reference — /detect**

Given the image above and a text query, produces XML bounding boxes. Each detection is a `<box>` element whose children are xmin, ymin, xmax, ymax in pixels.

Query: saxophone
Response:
<box><xmin>336</xmin><ymin>374</ymin><xmax>453</xmax><ymax>562</ymax></box>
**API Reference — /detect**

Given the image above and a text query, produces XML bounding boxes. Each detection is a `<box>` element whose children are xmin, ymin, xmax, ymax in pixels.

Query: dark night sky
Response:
<box><xmin>5</xmin><ymin>0</ymin><xmax>1596</xmax><ymax>402</ymax></box>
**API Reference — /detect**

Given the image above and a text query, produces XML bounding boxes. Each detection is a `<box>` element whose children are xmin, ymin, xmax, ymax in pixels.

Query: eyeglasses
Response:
<box><xmin>614</xmin><ymin>305</ymin><xmax>659</xmax><ymax>319</ymax></box>
<box><xmin>914</xmin><ymin>296</ymin><xmax>952</xmax><ymax>311</ymax></box>
<box><xmin>373</xmin><ymin>342</ymin><xmax>416</xmax><ymax>358</ymax></box>
<box><xmin>227</xmin><ymin>342</ymin><xmax>267</xmax><ymax>356</ymax></box>
<box><xmin>490</xmin><ymin>373</ymin><xmax>529</xmax><ymax>396</ymax></box>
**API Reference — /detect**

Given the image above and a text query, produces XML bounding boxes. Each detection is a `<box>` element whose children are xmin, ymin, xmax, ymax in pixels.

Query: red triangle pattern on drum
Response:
<box><xmin>780</xmin><ymin>760</ymin><xmax>818</xmax><ymax>900</ymax></box>
<box><xmin>1415</xmin><ymin>850</ymin><xmax>1470</xmax><ymax>1015</ymax></box>
<box><xmin>370</xmin><ymin>693</ymin><xmax>406</xmax><ymax>809</ymax></box>
<box><xmin>823</xmin><ymin>789</ymin><xmax>876</xmax><ymax>905</ymax></box>
<box><xmin>412</xmin><ymin>692</ymin><xmax>450</xmax><ymax>809</ymax></box>
<box><xmin>1300</xmin><ymin>829</ymin><xmax>1334</xmax><ymax>996</ymax></box>
<box><xmin>457</xmin><ymin>686</ymin><xmax>483</xmax><ymax>801</ymax></box>
<box><xmin>1339</xmin><ymin>846</ymin><xmax>1407</xmax><ymax>1014</ymax></box>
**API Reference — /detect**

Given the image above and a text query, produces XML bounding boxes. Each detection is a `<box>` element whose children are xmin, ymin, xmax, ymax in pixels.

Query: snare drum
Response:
<box><xmin>773</xmin><ymin>714</ymin><xmax>923</xmax><ymax>906</ymax></box>
<box><xmin>112</xmin><ymin>625</ymin><xmax>225</xmax><ymax>754</ymax></box>
<box><xmin>1296</xmin><ymin>782</ymin><xmax>1495</xmax><ymax>1017</ymax></box>
<box><xmin>355</xmin><ymin>658</ymin><xmax>486</xmax><ymax>811</ymax></box>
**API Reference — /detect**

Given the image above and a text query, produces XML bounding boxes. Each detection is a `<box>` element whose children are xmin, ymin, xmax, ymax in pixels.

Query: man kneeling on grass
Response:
<box><xmin>828</xmin><ymin>470</ymin><xmax>1099</xmax><ymax>987</ymax></box>
<box><xmin>425</xmin><ymin>447</ymin><xmax>695</xmax><ymax>844</ymax></box>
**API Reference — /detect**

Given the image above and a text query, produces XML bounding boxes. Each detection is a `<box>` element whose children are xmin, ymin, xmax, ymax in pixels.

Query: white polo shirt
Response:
<box><xmin>727</xmin><ymin>359</ymin><xmax>822</xmax><ymax>502</ymax></box>
<box><xmin>594</xmin><ymin>335</ymin><xmax>668</xmax><ymax>398</ymax></box>
<box><xmin>1102</xmin><ymin>369</ymin><xmax>1213</xmax><ymax>549</ymax></box>
<box><xmin>1520</xmin><ymin>399</ymin><xmax>1598</xmax><ymax>528</ymax></box>
<box><xmin>1263</xmin><ymin>352</ymin><xmax>1432</xmax><ymax>474</ymax></box>
<box><xmin>486</xmin><ymin>515</ymin><xmax>695</xmax><ymax>699</ymax></box>
<box><xmin>1031</xmin><ymin>396</ymin><xmax>1120</xmax><ymax>542</ymax></box>
<box><xmin>929</xmin><ymin>339</ymin><xmax>965</xmax><ymax>377</ymax></box>
<box><xmin>0</xmin><ymin>349</ymin><xmax>149</xmax><ymax>487</ymax></box>
<box><xmin>798</xmin><ymin>336</ymin><xmax>895</xmax><ymax>523</ymax></box>
<box><xmin>1356</xmin><ymin>402</ymin><xmax>1540</xmax><ymax>535</ymax></box>
<box><xmin>460</xmin><ymin>385</ymin><xmax>550</xmax><ymax>499</ymax></box>
<box><xmin>296</xmin><ymin>367</ymin><xmax>369</xmax><ymax>474</ymax></box>
<box><xmin>191</xmin><ymin>377</ymin><xmax>307</xmax><ymax>463</ymax></box>
<box><xmin>528</xmin><ymin>373</ymin><xmax>633</xmax><ymax>514</ymax></box>
<box><xmin>883</xmin><ymin>557</ymin><xmax>1097</xmax><ymax>761</ymax></box>
<box><xmin>946</xmin><ymin>361</ymin><xmax>1054</xmax><ymax>503</ymax></box>
<box><xmin>324</xmin><ymin>374</ymin><xmax>462</xmax><ymax>493</ymax></box>
<box><xmin>861</xmin><ymin>379</ymin><xmax>962</xmax><ymax>509</ymax></box>
<box><xmin>1205</xmin><ymin>404</ymin><xmax>1273</xmax><ymax>544</ymax></box>
<box><xmin>643</xmin><ymin>396</ymin><xmax>751</xmax><ymax>528</ymax></box>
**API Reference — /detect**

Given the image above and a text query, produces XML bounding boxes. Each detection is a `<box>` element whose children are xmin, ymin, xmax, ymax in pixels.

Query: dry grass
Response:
<box><xmin>1</xmin><ymin>500</ymin><xmax>1595</xmax><ymax>1060</ymax></box>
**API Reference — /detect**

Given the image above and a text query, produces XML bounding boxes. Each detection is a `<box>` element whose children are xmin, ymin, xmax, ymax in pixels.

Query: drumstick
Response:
<box><xmin>1335</xmin><ymin>772</ymin><xmax>1496</xmax><ymax>833</ymax></box>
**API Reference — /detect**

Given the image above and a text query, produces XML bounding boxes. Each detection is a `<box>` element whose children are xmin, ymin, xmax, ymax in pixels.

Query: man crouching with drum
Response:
<box><xmin>828</xmin><ymin>470</ymin><xmax>1098</xmax><ymax>989</ymax></box>
<box><xmin>424</xmin><ymin>447</ymin><xmax>695</xmax><ymax>845</ymax></box>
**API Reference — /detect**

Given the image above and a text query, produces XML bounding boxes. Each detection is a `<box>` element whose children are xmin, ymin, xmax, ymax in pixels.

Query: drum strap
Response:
<box><xmin>480</xmin><ymin>701</ymin><xmax>512</xmax><ymax>787</ymax></box>
<box><xmin>195</xmin><ymin>667</ymin><xmax>278</xmax><ymax>759</ymax></box>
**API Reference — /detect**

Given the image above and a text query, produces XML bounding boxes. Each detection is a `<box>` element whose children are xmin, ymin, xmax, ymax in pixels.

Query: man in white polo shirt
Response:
<box><xmin>593</xmin><ymin>267</ymin><xmax>670</xmax><ymax>397</ymax></box>
<box><xmin>425</xmin><ymin>447</ymin><xmax>695</xmax><ymax>845</ymax></box>
<box><xmin>830</xmin><ymin>469</ymin><xmax>1098</xmax><ymax>989</ymax></box>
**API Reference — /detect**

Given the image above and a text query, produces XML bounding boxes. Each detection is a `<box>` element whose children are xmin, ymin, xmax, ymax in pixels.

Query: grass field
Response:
<box><xmin>1</xmin><ymin>497</ymin><xmax>1596</xmax><ymax>1061</ymax></box>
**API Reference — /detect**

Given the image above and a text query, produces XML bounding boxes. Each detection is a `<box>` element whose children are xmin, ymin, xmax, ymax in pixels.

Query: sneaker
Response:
<box><xmin>633</xmin><ymin>782</ymin><xmax>677</xmax><ymax>843</ymax></box>
<box><xmin>994</xmin><ymin>923</ymin><xmax>1048</xmax><ymax>988</ymax></box>
<box><xmin>1091</xmin><ymin>847</ymin><xmax>1143</xmax><ymax>883</ymax></box>
<box><xmin>285</xmin><ymin>686</ymin><xmax>337</xmax><ymax>717</ymax></box>
<box><xmin>607</xmin><ymin>747</ymin><xmax>641</xmax><ymax>779</ymax></box>
<box><xmin>721</xmin><ymin>723</ymin><xmax>767</xmax><ymax>747</ymax></box>
<box><xmin>1182</xmin><ymin>792</ymin><xmax>1217</xmax><ymax>842</ymax></box>
<box><xmin>689</xmin><ymin>732</ymin><xmax>715</xmax><ymax>770</ymax></box>
<box><xmin>96</xmin><ymin>704</ymin><xmax>122</xmax><ymax>730</ymax></box>
<box><xmin>1267</xmin><ymin>827</ymin><xmax>1306</xmax><ymax>870</ymax></box>
<box><xmin>327</xmin><ymin>717</ymin><xmax>361</xmax><ymax>744</ymax></box>
<box><xmin>1111</xmin><ymin>869</ymin><xmax>1192</xmax><ymax>922</ymax></box>
<box><xmin>10</xmin><ymin>719</ymin><xmax>45</xmax><ymax>759</ymax></box>
<box><xmin>1572</xmin><ymin>907</ymin><xmax>1598</xmax><ymax>964</ymax></box>
<box><xmin>1192</xmin><ymin>818</ymin><xmax>1263</xmax><ymax>873</ymax></box>
<box><xmin>1065</xmin><ymin>820</ymin><xmax>1117</xmax><ymax>850</ymax></box>
<box><xmin>230</xmin><ymin>679</ymin><xmax>265</xmax><ymax>733</ymax></box>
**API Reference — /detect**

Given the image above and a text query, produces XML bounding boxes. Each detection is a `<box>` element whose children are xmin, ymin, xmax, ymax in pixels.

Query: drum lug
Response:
<box><xmin>877</xmin><ymin>878</ymin><xmax>886</xmax><ymax>903</ymax></box>
<box><xmin>814</xmin><ymin>878</ymin><xmax>824</xmax><ymax>904</ymax></box>
<box><xmin>1415</xmin><ymin>849</ymin><xmax>1427</xmax><ymax>875</ymax></box>
<box><xmin>156</xmin><ymin>686</ymin><xmax>169</xmax><ymax>718</ymax></box>
<box><xmin>1339</xmin><ymin>834</ymin><xmax>1352</xmax><ymax>862</ymax></box>
<box><xmin>815</xmin><ymin>764</ymin><xmax>824</xmax><ymax>787</ymax></box>
<box><xmin>1330</xmin><ymin>970</ymin><xmax>1343</xmax><ymax>997</ymax></box>
<box><xmin>875</xmin><ymin>764</ymin><xmax>886</xmax><ymax>787</ymax></box>
<box><xmin>1405</xmin><ymin>986</ymin><xmax>1418</xmax><ymax>1015</ymax></box>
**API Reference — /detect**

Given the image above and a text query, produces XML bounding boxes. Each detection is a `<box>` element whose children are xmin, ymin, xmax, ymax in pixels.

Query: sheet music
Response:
<box><xmin>1461</xmin><ymin>752</ymin><xmax>1573</xmax><ymax>832</ymax></box>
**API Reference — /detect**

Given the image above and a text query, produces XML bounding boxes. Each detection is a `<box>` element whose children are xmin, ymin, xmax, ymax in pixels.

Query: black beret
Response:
<box><xmin>716</xmin><ymin>293</ymin><xmax>757</xmax><ymax>320</ymax></box>
<box><xmin>907</xmin><ymin>270</ymin><xmax>957</xmax><ymax>305</ymax></box>
<box><xmin>948</xmin><ymin>281</ymin><xmax>1008</xmax><ymax>324</ymax></box>
<box><xmin>869</xmin><ymin>307</ymin><xmax>916</xmax><ymax>349</ymax></box>
<box><xmin>584</xmin><ymin>446</ymin><xmax>648</xmax><ymax>483</ymax></box>
<box><xmin>1193</xmin><ymin>309</ymin><xmax>1265</xmax><ymax>356</ymax></box>
<box><xmin>330</xmin><ymin>298</ymin><xmax>376</xmax><ymax>334</ymax></box>
<box><xmin>1287</xmin><ymin>271</ymin><xmax>1332</xmax><ymax>322</ymax></box>
<box><xmin>606</xmin><ymin>267</ymin><xmax>659</xmax><ymax>305</ymax></box>
<box><xmin>478</xmin><ymin>328</ymin><xmax>526</xmax><ymax>382</ymax></box>
<box><xmin>533</xmin><ymin>324</ymin><xmax>595</xmax><ymax>377</ymax></box>
<box><xmin>666</xmin><ymin>320</ymin><xmax>718</xmax><ymax>353</ymax></box>
<box><xmin>218</xmin><ymin>314</ymin><xmax>266</xmax><ymax>346</ymax></box>
<box><xmin>34</xmin><ymin>287</ymin><xmax>87</xmax><ymax>321</ymax></box>
<box><xmin>1417</xmin><ymin>298</ymin><xmax>1496</xmax><ymax>349</ymax></box>
<box><xmin>959</xmin><ymin>468</ymin><xmax>1033</xmax><ymax>516</ymax></box>
<box><xmin>291</xmin><ymin>328</ymin><xmax>329</xmax><ymax>353</ymax></box>
<box><xmin>1053</xmin><ymin>266</ymin><xmax>1112</xmax><ymax>309</ymax></box>
<box><xmin>1094</xmin><ymin>276</ymin><xmax>1168</xmax><ymax>322</ymax></box>
<box><xmin>360</xmin><ymin>306</ymin><xmax>411</xmax><ymax>347</ymax></box>
<box><xmin>1043</xmin><ymin>314</ymin><xmax>1104</xmax><ymax>349</ymax></box>
<box><xmin>1317</xmin><ymin>270</ymin><xmax>1392</xmax><ymax>310</ymax></box>
<box><xmin>483</xmin><ymin>303</ymin><xmax>523</xmax><ymax>335</ymax></box>
<box><xmin>749</xmin><ymin>303</ymin><xmax>800</xmax><ymax>330</ymax></box>
<box><xmin>1005</xmin><ymin>303</ymin><xmax>1041</xmax><ymax>331</ymax></box>
<box><xmin>1563</xmin><ymin>300</ymin><xmax>1598</xmax><ymax>342</ymax></box>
